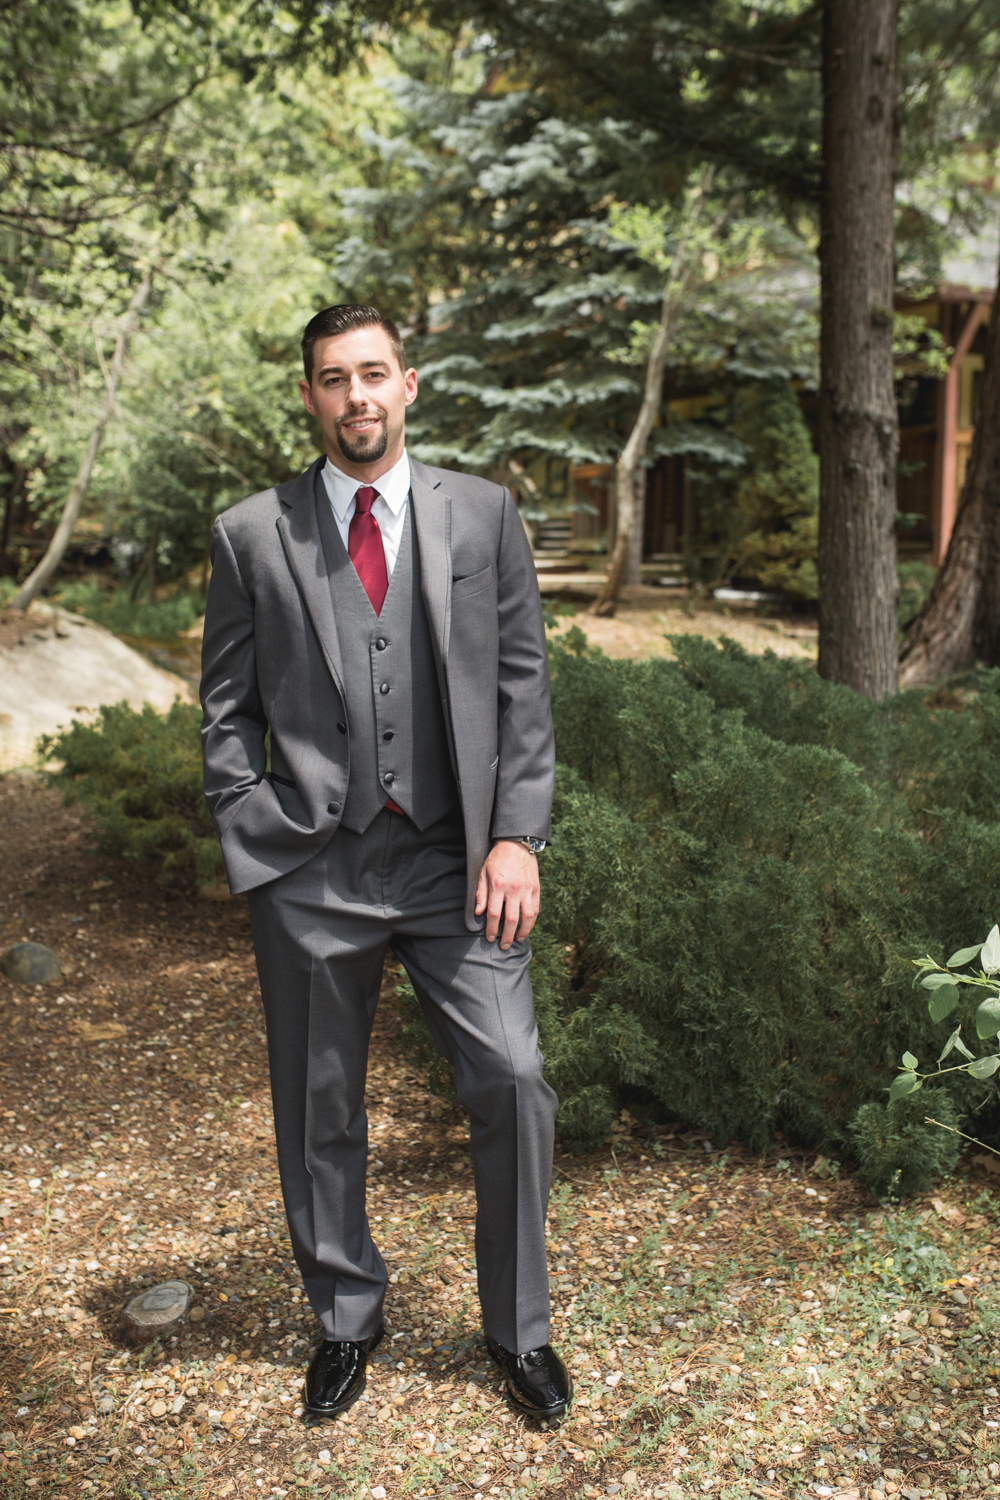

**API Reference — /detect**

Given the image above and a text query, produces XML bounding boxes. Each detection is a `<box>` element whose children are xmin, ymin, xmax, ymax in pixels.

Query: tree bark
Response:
<box><xmin>899</xmin><ymin>252</ymin><xmax>1000</xmax><ymax>686</ymax></box>
<box><xmin>12</xmin><ymin>268</ymin><xmax>153</xmax><ymax>612</ymax></box>
<box><xmin>623</xmin><ymin>465</ymin><xmax>646</xmax><ymax>585</ymax></box>
<box><xmin>817</xmin><ymin>0</ymin><xmax>900</xmax><ymax>698</ymax></box>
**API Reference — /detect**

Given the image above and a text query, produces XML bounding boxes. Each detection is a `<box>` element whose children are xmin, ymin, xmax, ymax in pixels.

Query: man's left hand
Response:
<box><xmin>475</xmin><ymin>840</ymin><xmax>540</xmax><ymax>949</ymax></box>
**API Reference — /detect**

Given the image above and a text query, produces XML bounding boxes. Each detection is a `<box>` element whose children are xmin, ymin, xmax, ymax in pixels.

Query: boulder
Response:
<box><xmin>1</xmin><ymin>942</ymin><xmax>62</xmax><ymax>985</ymax></box>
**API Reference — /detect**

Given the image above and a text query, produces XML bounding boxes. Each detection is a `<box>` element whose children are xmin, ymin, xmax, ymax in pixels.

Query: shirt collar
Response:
<box><xmin>321</xmin><ymin>450</ymin><xmax>411</xmax><ymax>523</ymax></box>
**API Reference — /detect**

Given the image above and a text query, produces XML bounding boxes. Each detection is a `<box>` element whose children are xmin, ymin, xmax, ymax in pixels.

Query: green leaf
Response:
<box><xmin>889</xmin><ymin>1072</ymin><xmax>921</xmax><ymax>1102</ymax></box>
<box><xmin>948</xmin><ymin>943</ymin><xmax>984</xmax><ymax>968</ymax></box>
<box><xmin>982</xmin><ymin>924</ymin><xmax>1000</xmax><ymax>974</ymax></box>
<box><xmin>976</xmin><ymin>998</ymin><xmax>1000</xmax><ymax>1039</ymax></box>
<box><xmin>901</xmin><ymin>1050</ymin><xmax>918</xmax><ymax>1070</ymax></box>
<box><xmin>939</xmin><ymin>1027</ymin><xmax>962</xmax><ymax>1062</ymax></box>
<box><xmin>967</xmin><ymin>1055</ymin><xmax>1000</xmax><ymax>1080</ymax></box>
<box><xmin>922</xmin><ymin>972</ymin><xmax>964</xmax><ymax>990</ymax></box>
<box><xmin>928</xmin><ymin>985</ymin><xmax>960</xmax><ymax>1022</ymax></box>
<box><xmin>954</xmin><ymin>1033</ymin><xmax>976</xmax><ymax>1061</ymax></box>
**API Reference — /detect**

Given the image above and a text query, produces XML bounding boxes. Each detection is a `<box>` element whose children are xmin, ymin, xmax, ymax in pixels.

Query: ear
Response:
<box><xmin>404</xmin><ymin>367</ymin><xmax>418</xmax><ymax>407</ymax></box>
<box><xmin>299</xmin><ymin>377</ymin><xmax>317</xmax><ymax>415</ymax></box>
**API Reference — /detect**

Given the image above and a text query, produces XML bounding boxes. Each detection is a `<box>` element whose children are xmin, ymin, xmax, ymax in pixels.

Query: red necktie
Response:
<box><xmin>348</xmin><ymin>485</ymin><xmax>402</xmax><ymax>813</ymax></box>
<box><xmin>348</xmin><ymin>485</ymin><xmax>389</xmax><ymax>615</ymax></box>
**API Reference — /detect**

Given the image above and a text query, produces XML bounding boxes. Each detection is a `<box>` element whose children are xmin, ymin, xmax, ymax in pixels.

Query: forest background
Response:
<box><xmin>8</xmin><ymin>0</ymin><xmax>1000</xmax><ymax>1188</ymax></box>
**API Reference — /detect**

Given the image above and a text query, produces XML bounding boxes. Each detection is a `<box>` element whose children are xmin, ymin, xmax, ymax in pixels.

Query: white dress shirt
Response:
<box><xmin>321</xmin><ymin>450</ymin><xmax>411</xmax><ymax>578</ymax></box>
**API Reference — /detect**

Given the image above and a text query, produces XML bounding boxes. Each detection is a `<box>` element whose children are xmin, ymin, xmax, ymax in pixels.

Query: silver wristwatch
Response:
<box><xmin>511</xmin><ymin>837</ymin><xmax>546</xmax><ymax>855</ymax></box>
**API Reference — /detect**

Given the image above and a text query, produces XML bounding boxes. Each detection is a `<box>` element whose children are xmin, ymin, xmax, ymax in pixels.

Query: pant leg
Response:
<box><xmin>391</xmin><ymin>928</ymin><xmax>558</xmax><ymax>1354</ymax></box>
<box><xmin>246</xmin><ymin>824</ymin><xmax>393</xmax><ymax>1341</ymax></box>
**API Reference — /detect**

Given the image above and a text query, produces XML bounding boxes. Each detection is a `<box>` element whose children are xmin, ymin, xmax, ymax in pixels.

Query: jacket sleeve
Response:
<box><xmin>200</xmin><ymin>515</ymin><xmax>268</xmax><ymax>835</ymax></box>
<box><xmin>490</xmin><ymin>488</ymin><xmax>555</xmax><ymax>843</ymax></box>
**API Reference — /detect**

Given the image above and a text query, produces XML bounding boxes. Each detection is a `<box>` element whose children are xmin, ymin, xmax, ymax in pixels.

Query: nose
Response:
<box><xmin>346</xmin><ymin>374</ymin><xmax>367</xmax><ymax>406</ymax></box>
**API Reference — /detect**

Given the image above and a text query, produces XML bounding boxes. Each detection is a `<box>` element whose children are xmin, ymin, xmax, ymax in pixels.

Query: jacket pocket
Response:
<box><xmin>451</xmin><ymin>565</ymin><xmax>494</xmax><ymax>600</ymax></box>
<box><xmin>269</xmin><ymin>772</ymin><xmax>296</xmax><ymax>789</ymax></box>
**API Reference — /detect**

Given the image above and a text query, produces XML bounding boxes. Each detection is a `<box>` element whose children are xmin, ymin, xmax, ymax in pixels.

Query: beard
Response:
<box><xmin>336</xmin><ymin>408</ymin><xmax>389</xmax><ymax>465</ymax></box>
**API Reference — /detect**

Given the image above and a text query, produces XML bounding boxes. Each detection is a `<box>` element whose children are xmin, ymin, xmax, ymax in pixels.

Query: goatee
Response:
<box><xmin>337</xmin><ymin>412</ymin><xmax>389</xmax><ymax>465</ymax></box>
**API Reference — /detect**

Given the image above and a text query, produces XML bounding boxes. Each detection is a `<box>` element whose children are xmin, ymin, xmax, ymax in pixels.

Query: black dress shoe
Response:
<box><xmin>486</xmin><ymin>1334</ymin><xmax>572</xmax><ymax>1419</ymax></box>
<box><xmin>303</xmin><ymin>1325</ymin><xmax>384</xmax><ymax>1418</ymax></box>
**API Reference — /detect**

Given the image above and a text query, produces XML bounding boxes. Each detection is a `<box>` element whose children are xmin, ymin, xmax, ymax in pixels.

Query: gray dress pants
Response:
<box><xmin>246</xmin><ymin>805</ymin><xmax>557</xmax><ymax>1355</ymax></box>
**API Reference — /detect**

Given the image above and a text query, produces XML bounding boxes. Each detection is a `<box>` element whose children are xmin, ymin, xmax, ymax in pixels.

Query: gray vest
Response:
<box><xmin>315</xmin><ymin>489</ymin><xmax>457</xmax><ymax>834</ymax></box>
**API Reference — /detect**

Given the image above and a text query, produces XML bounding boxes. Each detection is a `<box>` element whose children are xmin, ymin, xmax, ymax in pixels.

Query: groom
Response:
<box><xmin>199</xmin><ymin>304</ymin><xmax>571</xmax><ymax>1421</ymax></box>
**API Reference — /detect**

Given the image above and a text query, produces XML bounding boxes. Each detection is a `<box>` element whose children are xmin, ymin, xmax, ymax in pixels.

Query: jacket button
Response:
<box><xmin>375</xmin><ymin>638</ymin><xmax>387</xmax><ymax>650</ymax></box>
<box><xmin>379</xmin><ymin>682</ymin><xmax>390</xmax><ymax>694</ymax></box>
<box><xmin>383</xmin><ymin>731</ymin><xmax>394</xmax><ymax>741</ymax></box>
<box><xmin>337</xmin><ymin>722</ymin><xmax>347</xmax><ymax>734</ymax></box>
<box><xmin>328</xmin><ymin>801</ymin><xmax>340</xmax><ymax>814</ymax></box>
<box><xmin>383</xmin><ymin>772</ymin><xmax>395</xmax><ymax>786</ymax></box>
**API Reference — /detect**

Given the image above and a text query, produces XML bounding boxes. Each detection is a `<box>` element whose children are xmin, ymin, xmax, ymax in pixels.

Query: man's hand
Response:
<box><xmin>475</xmin><ymin>840</ymin><xmax>540</xmax><ymax>949</ymax></box>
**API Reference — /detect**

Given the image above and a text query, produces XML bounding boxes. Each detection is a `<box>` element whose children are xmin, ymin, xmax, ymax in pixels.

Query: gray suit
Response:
<box><xmin>200</xmin><ymin>457</ymin><xmax>557</xmax><ymax>1353</ymax></box>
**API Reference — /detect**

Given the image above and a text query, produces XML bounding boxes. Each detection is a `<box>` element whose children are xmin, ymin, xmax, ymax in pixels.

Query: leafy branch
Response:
<box><xmin>891</xmin><ymin>923</ymin><xmax>1000</xmax><ymax>1102</ymax></box>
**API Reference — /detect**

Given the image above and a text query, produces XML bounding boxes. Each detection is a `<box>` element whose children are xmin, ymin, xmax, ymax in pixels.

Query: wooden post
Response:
<box><xmin>932</xmin><ymin>300</ymin><xmax>987</xmax><ymax>565</ymax></box>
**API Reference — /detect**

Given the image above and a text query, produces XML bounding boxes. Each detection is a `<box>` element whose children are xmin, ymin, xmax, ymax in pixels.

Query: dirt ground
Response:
<box><xmin>3</xmin><ymin>777</ymin><xmax>1000</xmax><ymax>1500</ymax></box>
<box><xmin>541</xmin><ymin>586</ymin><xmax>818</xmax><ymax>664</ymax></box>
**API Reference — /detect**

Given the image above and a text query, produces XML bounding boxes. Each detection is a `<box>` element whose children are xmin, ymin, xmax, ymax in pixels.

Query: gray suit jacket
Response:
<box><xmin>199</xmin><ymin>456</ymin><xmax>555</xmax><ymax>928</ymax></box>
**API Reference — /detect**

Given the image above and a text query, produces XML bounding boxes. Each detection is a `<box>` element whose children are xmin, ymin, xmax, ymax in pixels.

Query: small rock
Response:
<box><xmin>606</xmin><ymin>1486</ymin><xmax>622</xmax><ymax>1496</ymax></box>
<box><xmin>97</xmin><ymin>1397</ymin><xmax>115</xmax><ymax>1414</ymax></box>
<box><xmin>119</xmin><ymin>1280</ymin><xmax>192</xmax><ymax>1343</ymax></box>
<box><xmin>930</xmin><ymin>1312</ymin><xmax>948</xmax><ymax>1327</ymax></box>
<box><xmin>0</xmin><ymin>942</ymin><xmax>61</xmax><ymax>986</ymax></box>
<box><xmin>189</xmin><ymin>1306</ymin><xmax>206</xmax><ymax>1323</ymax></box>
<box><xmin>949</xmin><ymin>1289</ymin><xmax>969</xmax><ymax>1306</ymax></box>
<box><xmin>149</xmin><ymin>1400</ymin><xmax>167</xmax><ymax>1418</ymax></box>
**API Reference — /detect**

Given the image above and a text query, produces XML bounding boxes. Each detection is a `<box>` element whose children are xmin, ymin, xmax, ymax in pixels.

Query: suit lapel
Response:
<box><xmin>275</xmin><ymin>460</ymin><xmax>347</xmax><ymax>698</ymax></box>
<box><xmin>409</xmin><ymin>460</ymin><xmax>452</xmax><ymax>666</ymax></box>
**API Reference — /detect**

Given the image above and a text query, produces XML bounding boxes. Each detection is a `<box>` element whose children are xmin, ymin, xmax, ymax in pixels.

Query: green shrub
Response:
<box><xmin>849</xmin><ymin>1088</ymin><xmax>961</xmax><ymax>1199</ymax></box>
<box><xmin>41</xmin><ymin>700</ymin><xmax>223</xmax><ymax>887</ymax></box>
<box><xmin>54</xmin><ymin>579</ymin><xmax>205</xmax><ymax>639</ymax></box>
<box><xmin>516</xmin><ymin>635</ymin><xmax>1000</xmax><ymax>1176</ymax></box>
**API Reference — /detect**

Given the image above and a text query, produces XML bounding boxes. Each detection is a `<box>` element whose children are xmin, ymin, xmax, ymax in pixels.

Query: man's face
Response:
<box><xmin>299</xmin><ymin>326</ymin><xmax>417</xmax><ymax>476</ymax></box>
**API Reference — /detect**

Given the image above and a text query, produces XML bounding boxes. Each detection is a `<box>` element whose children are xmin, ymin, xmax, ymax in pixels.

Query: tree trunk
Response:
<box><xmin>623</xmin><ymin>466</ymin><xmax>646</xmax><ymax>585</ymax></box>
<box><xmin>146</xmin><ymin>524</ymin><xmax>159</xmax><ymax>605</ymax></box>
<box><xmin>817</xmin><ymin>0</ymin><xmax>900</xmax><ymax>698</ymax></box>
<box><xmin>12</xmin><ymin>269</ymin><xmax>153</xmax><ymax>612</ymax></box>
<box><xmin>899</xmin><ymin>252</ymin><xmax>1000</xmax><ymax>685</ymax></box>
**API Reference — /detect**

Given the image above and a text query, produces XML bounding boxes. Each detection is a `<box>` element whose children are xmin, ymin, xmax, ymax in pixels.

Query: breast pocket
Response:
<box><xmin>451</xmin><ymin>565</ymin><xmax>494</xmax><ymax>601</ymax></box>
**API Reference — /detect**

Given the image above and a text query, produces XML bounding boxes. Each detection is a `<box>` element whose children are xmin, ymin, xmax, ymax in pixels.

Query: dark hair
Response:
<box><xmin>301</xmin><ymin>304</ymin><xmax>407</xmax><ymax>381</ymax></box>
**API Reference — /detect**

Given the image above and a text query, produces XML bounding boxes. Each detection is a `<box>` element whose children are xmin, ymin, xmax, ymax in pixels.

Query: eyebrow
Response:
<box><xmin>316</xmin><ymin>359</ymin><xmax>391</xmax><ymax>377</ymax></box>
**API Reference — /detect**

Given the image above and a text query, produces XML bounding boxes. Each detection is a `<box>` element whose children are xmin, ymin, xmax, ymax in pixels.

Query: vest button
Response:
<box><xmin>375</xmin><ymin>637</ymin><xmax>387</xmax><ymax>650</ymax></box>
<box><xmin>383</xmin><ymin>731</ymin><xmax>394</xmax><ymax>741</ymax></box>
<box><xmin>336</xmin><ymin>722</ymin><xmax>347</xmax><ymax>734</ymax></box>
<box><xmin>383</xmin><ymin>772</ymin><xmax>395</xmax><ymax>786</ymax></box>
<box><xmin>379</xmin><ymin>682</ymin><xmax>390</xmax><ymax>694</ymax></box>
<box><xmin>328</xmin><ymin>801</ymin><xmax>340</xmax><ymax>814</ymax></box>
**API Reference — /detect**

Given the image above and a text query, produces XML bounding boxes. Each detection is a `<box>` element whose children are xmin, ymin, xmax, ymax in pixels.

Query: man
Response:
<box><xmin>199</xmin><ymin>304</ymin><xmax>571</xmax><ymax>1422</ymax></box>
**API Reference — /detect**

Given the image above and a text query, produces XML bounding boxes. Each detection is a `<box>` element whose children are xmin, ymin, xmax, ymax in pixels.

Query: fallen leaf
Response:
<box><xmin>67</xmin><ymin>1019</ymin><xmax>128</xmax><ymax>1042</ymax></box>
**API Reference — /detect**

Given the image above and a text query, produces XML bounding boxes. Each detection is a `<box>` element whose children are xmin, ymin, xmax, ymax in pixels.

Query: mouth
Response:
<box><xmin>340</xmin><ymin>415</ymin><xmax>383</xmax><ymax>435</ymax></box>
